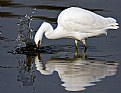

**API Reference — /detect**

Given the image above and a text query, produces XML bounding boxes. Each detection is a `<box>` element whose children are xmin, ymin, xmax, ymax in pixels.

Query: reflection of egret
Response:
<box><xmin>35</xmin><ymin>54</ymin><xmax>54</xmax><ymax>75</ymax></box>
<box><xmin>34</xmin><ymin>7</ymin><xmax>119</xmax><ymax>51</ymax></box>
<box><xmin>35</xmin><ymin>54</ymin><xmax>118</xmax><ymax>91</ymax></box>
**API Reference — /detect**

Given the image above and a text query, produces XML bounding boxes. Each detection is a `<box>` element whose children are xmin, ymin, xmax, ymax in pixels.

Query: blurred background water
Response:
<box><xmin>0</xmin><ymin>0</ymin><xmax>121</xmax><ymax>93</ymax></box>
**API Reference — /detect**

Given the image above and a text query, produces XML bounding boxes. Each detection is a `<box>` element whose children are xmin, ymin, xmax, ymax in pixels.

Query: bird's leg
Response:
<box><xmin>82</xmin><ymin>39</ymin><xmax>88</xmax><ymax>52</ymax></box>
<box><xmin>75</xmin><ymin>40</ymin><xmax>78</xmax><ymax>50</ymax></box>
<box><xmin>75</xmin><ymin>40</ymin><xmax>79</xmax><ymax>56</ymax></box>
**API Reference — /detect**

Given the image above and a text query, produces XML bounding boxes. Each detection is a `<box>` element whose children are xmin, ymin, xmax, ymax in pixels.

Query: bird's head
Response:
<box><xmin>34</xmin><ymin>24</ymin><xmax>44</xmax><ymax>48</ymax></box>
<box><xmin>34</xmin><ymin>30</ymin><xmax>42</xmax><ymax>48</ymax></box>
<box><xmin>34</xmin><ymin>38</ymin><xmax>41</xmax><ymax>48</ymax></box>
<box><xmin>34</xmin><ymin>22</ymin><xmax>53</xmax><ymax>48</ymax></box>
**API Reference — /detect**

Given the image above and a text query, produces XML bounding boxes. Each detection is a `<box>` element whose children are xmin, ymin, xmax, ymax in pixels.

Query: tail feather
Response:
<box><xmin>106</xmin><ymin>17</ymin><xmax>116</xmax><ymax>23</ymax></box>
<box><xmin>106</xmin><ymin>17</ymin><xmax>119</xmax><ymax>29</ymax></box>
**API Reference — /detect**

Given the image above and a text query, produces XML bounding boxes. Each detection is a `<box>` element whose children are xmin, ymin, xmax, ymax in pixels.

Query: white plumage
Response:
<box><xmin>34</xmin><ymin>7</ymin><xmax>119</xmax><ymax>49</ymax></box>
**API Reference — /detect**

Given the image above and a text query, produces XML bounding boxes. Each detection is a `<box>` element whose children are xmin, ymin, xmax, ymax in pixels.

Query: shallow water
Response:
<box><xmin>0</xmin><ymin>0</ymin><xmax>121</xmax><ymax>93</ymax></box>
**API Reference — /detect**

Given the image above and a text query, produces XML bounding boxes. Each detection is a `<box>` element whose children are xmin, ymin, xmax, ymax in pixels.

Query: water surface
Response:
<box><xmin>0</xmin><ymin>0</ymin><xmax>121</xmax><ymax>93</ymax></box>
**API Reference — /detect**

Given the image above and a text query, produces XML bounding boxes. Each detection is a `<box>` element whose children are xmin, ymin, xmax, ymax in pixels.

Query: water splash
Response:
<box><xmin>16</xmin><ymin>8</ymin><xmax>36</xmax><ymax>48</ymax></box>
<box><xmin>0</xmin><ymin>25</ymin><xmax>6</xmax><ymax>40</ymax></box>
<box><xmin>0</xmin><ymin>30</ymin><xmax>2</xmax><ymax>39</ymax></box>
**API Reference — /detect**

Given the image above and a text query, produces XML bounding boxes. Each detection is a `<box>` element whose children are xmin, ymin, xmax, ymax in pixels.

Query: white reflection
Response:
<box><xmin>35</xmin><ymin>54</ymin><xmax>118</xmax><ymax>91</ymax></box>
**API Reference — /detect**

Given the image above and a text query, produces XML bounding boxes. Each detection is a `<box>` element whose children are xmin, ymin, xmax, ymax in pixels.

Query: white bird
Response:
<box><xmin>34</xmin><ymin>7</ymin><xmax>119</xmax><ymax>51</ymax></box>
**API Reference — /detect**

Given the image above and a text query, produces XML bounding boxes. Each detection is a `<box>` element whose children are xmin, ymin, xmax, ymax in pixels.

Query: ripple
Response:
<box><xmin>31</xmin><ymin>4</ymin><xmax>67</xmax><ymax>11</ymax></box>
<box><xmin>0</xmin><ymin>12</ymin><xmax>22</xmax><ymax>18</ymax></box>
<box><xmin>14</xmin><ymin>44</ymin><xmax>77</xmax><ymax>55</ymax></box>
<box><xmin>0</xmin><ymin>0</ymin><xmax>24</xmax><ymax>8</ymax></box>
<box><xmin>33</xmin><ymin>16</ymin><xmax>57</xmax><ymax>23</ymax></box>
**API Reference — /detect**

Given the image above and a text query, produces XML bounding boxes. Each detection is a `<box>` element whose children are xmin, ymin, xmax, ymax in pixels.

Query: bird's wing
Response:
<box><xmin>58</xmin><ymin>7</ymin><xmax>108</xmax><ymax>33</ymax></box>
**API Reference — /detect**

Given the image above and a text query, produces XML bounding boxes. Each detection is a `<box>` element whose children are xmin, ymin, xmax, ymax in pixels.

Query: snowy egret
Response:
<box><xmin>34</xmin><ymin>7</ymin><xmax>119</xmax><ymax>51</ymax></box>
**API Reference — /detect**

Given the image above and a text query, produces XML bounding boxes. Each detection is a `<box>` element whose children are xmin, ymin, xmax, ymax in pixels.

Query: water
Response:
<box><xmin>0</xmin><ymin>0</ymin><xmax>121</xmax><ymax>93</ymax></box>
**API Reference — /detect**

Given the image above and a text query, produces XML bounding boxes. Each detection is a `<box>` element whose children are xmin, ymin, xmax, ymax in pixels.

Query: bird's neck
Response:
<box><xmin>44</xmin><ymin>23</ymin><xmax>61</xmax><ymax>39</ymax></box>
<box><xmin>38</xmin><ymin>22</ymin><xmax>64</xmax><ymax>40</ymax></box>
<box><xmin>36</xmin><ymin>22</ymin><xmax>54</xmax><ymax>41</ymax></box>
